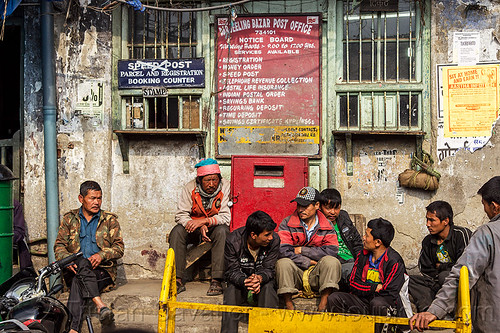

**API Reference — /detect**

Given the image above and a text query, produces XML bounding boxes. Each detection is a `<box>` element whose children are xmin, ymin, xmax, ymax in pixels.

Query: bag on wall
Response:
<box><xmin>398</xmin><ymin>152</ymin><xmax>440</xmax><ymax>191</ymax></box>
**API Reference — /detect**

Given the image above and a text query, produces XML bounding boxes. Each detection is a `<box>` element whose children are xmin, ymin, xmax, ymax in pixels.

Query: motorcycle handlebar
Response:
<box><xmin>56</xmin><ymin>252</ymin><xmax>83</xmax><ymax>269</ymax></box>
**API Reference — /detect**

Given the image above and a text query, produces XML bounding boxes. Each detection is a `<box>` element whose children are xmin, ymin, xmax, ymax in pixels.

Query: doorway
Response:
<box><xmin>0</xmin><ymin>23</ymin><xmax>23</xmax><ymax>202</ymax></box>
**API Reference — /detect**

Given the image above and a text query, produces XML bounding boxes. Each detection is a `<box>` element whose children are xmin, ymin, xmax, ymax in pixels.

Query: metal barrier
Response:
<box><xmin>159</xmin><ymin>248</ymin><xmax>471</xmax><ymax>333</ymax></box>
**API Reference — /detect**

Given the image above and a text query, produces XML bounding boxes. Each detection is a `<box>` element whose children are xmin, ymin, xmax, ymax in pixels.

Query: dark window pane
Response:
<box><xmin>361</xmin><ymin>42</ymin><xmax>373</xmax><ymax>81</ymax></box>
<box><xmin>399</xmin><ymin>41</ymin><xmax>415</xmax><ymax>80</ymax></box>
<box><xmin>346</xmin><ymin>19</ymin><xmax>360</xmax><ymax>40</ymax></box>
<box><xmin>385</xmin><ymin>14</ymin><xmax>398</xmax><ymax>39</ymax></box>
<box><xmin>145</xmin><ymin>48</ymin><xmax>155</xmax><ymax>59</ymax></box>
<box><xmin>399</xmin><ymin>94</ymin><xmax>419</xmax><ymax>127</ymax></box>
<box><xmin>385</xmin><ymin>42</ymin><xmax>397</xmax><ymax>80</ymax></box>
<box><xmin>169</xmin><ymin>47</ymin><xmax>179</xmax><ymax>59</ymax></box>
<box><xmin>346</xmin><ymin>42</ymin><xmax>359</xmax><ymax>81</ymax></box>
<box><xmin>410</xmin><ymin>94</ymin><xmax>418</xmax><ymax>126</ymax></box>
<box><xmin>148</xmin><ymin>98</ymin><xmax>167</xmax><ymax>129</ymax></box>
<box><xmin>399</xmin><ymin>14</ymin><xmax>411</xmax><ymax>38</ymax></box>
<box><xmin>168</xmin><ymin>97</ymin><xmax>179</xmax><ymax>128</ymax></box>
<box><xmin>343</xmin><ymin>44</ymin><xmax>347</xmax><ymax>81</ymax></box>
<box><xmin>361</xmin><ymin>16</ymin><xmax>375</xmax><ymax>40</ymax></box>
<box><xmin>340</xmin><ymin>95</ymin><xmax>359</xmax><ymax>128</ymax></box>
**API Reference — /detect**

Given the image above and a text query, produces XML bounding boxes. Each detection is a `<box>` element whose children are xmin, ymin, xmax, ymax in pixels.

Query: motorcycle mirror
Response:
<box><xmin>47</xmin><ymin>284</ymin><xmax>64</xmax><ymax>297</ymax></box>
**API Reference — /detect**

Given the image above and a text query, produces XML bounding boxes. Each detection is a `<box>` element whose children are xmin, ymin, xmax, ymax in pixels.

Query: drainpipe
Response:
<box><xmin>41</xmin><ymin>0</ymin><xmax>59</xmax><ymax>270</ymax></box>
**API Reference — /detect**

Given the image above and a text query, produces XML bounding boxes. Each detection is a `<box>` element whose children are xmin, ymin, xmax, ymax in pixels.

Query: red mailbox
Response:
<box><xmin>230</xmin><ymin>156</ymin><xmax>309</xmax><ymax>231</ymax></box>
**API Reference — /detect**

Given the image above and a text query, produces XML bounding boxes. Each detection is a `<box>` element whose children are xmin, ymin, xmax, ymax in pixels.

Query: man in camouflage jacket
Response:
<box><xmin>54</xmin><ymin>181</ymin><xmax>124</xmax><ymax>333</ymax></box>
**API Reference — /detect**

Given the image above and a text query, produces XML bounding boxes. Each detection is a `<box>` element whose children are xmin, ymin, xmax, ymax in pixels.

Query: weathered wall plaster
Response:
<box><xmin>20</xmin><ymin>0</ymin><xmax>500</xmax><ymax>280</ymax></box>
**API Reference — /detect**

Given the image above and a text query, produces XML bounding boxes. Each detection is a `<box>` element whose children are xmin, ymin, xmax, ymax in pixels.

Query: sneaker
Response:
<box><xmin>99</xmin><ymin>307</ymin><xmax>115</xmax><ymax>326</ymax></box>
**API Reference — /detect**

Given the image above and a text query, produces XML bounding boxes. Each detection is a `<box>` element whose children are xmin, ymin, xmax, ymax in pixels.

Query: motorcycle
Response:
<box><xmin>0</xmin><ymin>252</ymin><xmax>88</xmax><ymax>333</ymax></box>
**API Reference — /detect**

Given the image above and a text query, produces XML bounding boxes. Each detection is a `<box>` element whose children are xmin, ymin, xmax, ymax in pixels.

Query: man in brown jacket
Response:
<box><xmin>54</xmin><ymin>180</ymin><xmax>124</xmax><ymax>333</ymax></box>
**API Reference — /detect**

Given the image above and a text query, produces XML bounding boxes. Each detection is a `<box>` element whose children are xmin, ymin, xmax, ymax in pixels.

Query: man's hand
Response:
<box><xmin>88</xmin><ymin>253</ymin><xmax>102</xmax><ymax>269</ymax></box>
<box><xmin>375</xmin><ymin>284</ymin><xmax>383</xmax><ymax>293</ymax></box>
<box><xmin>200</xmin><ymin>225</ymin><xmax>211</xmax><ymax>242</ymax></box>
<box><xmin>409</xmin><ymin>312</ymin><xmax>437</xmax><ymax>332</ymax></box>
<box><xmin>244</xmin><ymin>274</ymin><xmax>263</xmax><ymax>294</ymax></box>
<box><xmin>185</xmin><ymin>219</ymin><xmax>206</xmax><ymax>233</ymax></box>
<box><xmin>68</xmin><ymin>264</ymin><xmax>77</xmax><ymax>274</ymax></box>
<box><xmin>294</xmin><ymin>247</ymin><xmax>302</xmax><ymax>255</ymax></box>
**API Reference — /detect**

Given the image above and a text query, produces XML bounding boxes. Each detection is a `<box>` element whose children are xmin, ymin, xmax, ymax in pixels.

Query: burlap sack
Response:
<box><xmin>398</xmin><ymin>169</ymin><xmax>439</xmax><ymax>191</ymax></box>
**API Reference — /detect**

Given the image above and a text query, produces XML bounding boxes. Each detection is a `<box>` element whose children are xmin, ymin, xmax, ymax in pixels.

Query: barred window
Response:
<box><xmin>336</xmin><ymin>0</ymin><xmax>427</xmax><ymax>132</ymax></box>
<box><xmin>116</xmin><ymin>3</ymin><xmax>202</xmax><ymax>131</ymax></box>
<box><xmin>128</xmin><ymin>10</ymin><xmax>197</xmax><ymax>60</ymax></box>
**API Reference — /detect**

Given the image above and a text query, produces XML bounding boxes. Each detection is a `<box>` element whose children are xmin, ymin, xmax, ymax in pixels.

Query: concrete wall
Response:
<box><xmin>331</xmin><ymin>0</ymin><xmax>500</xmax><ymax>272</ymax></box>
<box><xmin>20</xmin><ymin>0</ymin><xmax>500</xmax><ymax>279</ymax></box>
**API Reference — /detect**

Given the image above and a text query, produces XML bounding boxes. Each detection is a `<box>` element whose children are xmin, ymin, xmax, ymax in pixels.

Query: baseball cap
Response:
<box><xmin>290</xmin><ymin>186</ymin><xmax>321</xmax><ymax>206</ymax></box>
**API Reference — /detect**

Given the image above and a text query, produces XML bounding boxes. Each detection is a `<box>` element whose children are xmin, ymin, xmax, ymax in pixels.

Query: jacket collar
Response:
<box><xmin>287</xmin><ymin>210</ymin><xmax>333</xmax><ymax>230</ymax></box>
<box><xmin>430</xmin><ymin>225</ymin><xmax>454</xmax><ymax>245</ymax></box>
<box><xmin>490</xmin><ymin>213</ymin><xmax>500</xmax><ymax>223</ymax></box>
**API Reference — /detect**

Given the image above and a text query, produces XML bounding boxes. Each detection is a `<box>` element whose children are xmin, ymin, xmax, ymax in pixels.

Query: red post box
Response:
<box><xmin>230</xmin><ymin>156</ymin><xmax>309</xmax><ymax>231</ymax></box>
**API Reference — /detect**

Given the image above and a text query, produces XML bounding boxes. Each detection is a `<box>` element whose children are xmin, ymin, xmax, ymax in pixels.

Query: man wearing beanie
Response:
<box><xmin>169</xmin><ymin>158</ymin><xmax>230</xmax><ymax>296</ymax></box>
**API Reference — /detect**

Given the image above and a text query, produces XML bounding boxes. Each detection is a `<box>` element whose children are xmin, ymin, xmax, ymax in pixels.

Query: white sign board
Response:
<box><xmin>76</xmin><ymin>80</ymin><xmax>104</xmax><ymax>117</ymax></box>
<box><xmin>453</xmin><ymin>32</ymin><xmax>480</xmax><ymax>65</ymax></box>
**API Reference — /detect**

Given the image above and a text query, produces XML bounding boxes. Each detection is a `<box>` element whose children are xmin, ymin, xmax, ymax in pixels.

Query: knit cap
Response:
<box><xmin>195</xmin><ymin>158</ymin><xmax>221</xmax><ymax>177</ymax></box>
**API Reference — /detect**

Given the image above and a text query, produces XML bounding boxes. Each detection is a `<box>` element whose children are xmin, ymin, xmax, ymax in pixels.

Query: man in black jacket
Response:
<box><xmin>409</xmin><ymin>200</ymin><xmax>472</xmax><ymax>312</ymax></box>
<box><xmin>327</xmin><ymin>218</ymin><xmax>406</xmax><ymax>332</ymax></box>
<box><xmin>221</xmin><ymin>210</ymin><xmax>280</xmax><ymax>333</ymax></box>
<box><xmin>320</xmin><ymin>189</ymin><xmax>363</xmax><ymax>287</ymax></box>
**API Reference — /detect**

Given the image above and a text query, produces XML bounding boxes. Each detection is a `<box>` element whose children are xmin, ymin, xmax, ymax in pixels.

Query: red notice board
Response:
<box><xmin>215</xmin><ymin>14</ymin><xmax>322</xmax><ymax>157</ymax></box>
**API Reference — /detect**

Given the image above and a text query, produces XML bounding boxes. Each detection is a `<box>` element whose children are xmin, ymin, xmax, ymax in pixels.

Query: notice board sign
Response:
<box><xmin>216</xmin><ymin>14</ymin><xmax>321</xmax><ymax>157</ymax></box>
<box><xmin>118</xmin><ymin>58</ymin><xmax>205</xmax><ymax>89</ymax></box>
<box><xmin>442</xmin><ymin>65</ymin><xmax>500</xmax><ymax>137</ymax></box>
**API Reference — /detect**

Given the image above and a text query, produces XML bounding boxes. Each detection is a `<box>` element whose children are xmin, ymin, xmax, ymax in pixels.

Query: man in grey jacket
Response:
<box><xmin>410</xmin><ymin>176</ymin><xmax>500</xmax><ymax>332</ymax></box>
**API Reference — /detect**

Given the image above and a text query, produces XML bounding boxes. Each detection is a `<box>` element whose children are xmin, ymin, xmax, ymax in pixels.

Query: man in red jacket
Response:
<box><xmin>276</xmin><ymin>186</ymin><xmax>341</xmax><ymax>312</ymax></box>
<box><xmin>327</xmin><ymin>218</ymin><xmax>406</xmax><ymax>332</ymax></box>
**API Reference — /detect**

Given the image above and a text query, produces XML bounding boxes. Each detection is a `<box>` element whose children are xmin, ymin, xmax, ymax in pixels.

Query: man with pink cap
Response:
<box><xmin>169</xmin><ymin>158</ymin><xmax>230</xmax><ymax>295</ymax></box>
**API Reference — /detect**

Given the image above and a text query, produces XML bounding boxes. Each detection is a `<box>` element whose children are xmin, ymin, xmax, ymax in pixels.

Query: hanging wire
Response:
<box><xmin>116</xmin><ymin>0</ymin><xmax>251</xmax><ymax>12</ymax></box>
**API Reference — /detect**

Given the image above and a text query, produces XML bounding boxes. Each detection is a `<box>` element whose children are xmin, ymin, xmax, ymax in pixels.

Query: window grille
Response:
<box><xmin>118</xmin><ymin>4</ymin><xmax>203</xmax><ymax>131</ymax></box>
<box><xmin>336</xmin><ymin>0</ymin><xmax>426</xmax><ymax>132</ymax></box>
<box><xmin>128</xmin><ymin>9</ymin><xmax>197</xmax><ymax>60</ymax></box>
<box><xmin>124</xmin><ymin>95</ymin><xmax>201</xmax><ymax>130</ymax></box>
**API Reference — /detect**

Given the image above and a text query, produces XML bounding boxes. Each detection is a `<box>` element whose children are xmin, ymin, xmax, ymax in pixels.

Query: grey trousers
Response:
<box><xmin>169</xmin><ymin>223</ymin><xmax>229</xmax><ymax>280</ymax></box>
<box><xmin>275</xmin><ymin>256</ymin><xmax>341</xmax><ymax>295</ymax></box>
<box><xmin>409</xmin><ymin>271</ymin><xmax>449</xmax><ymax>312</ymax></box>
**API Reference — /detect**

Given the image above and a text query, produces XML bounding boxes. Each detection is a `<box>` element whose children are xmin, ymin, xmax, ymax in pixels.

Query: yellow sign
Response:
<box><xmin>218</xmin><ymin>126</ymin><xmax>320</xmax><ymax>144</ymax></box>
<box><xmin>443</xmin><ymin>65</ymin><xmax>500</xmax><ymax>137</ymax></box>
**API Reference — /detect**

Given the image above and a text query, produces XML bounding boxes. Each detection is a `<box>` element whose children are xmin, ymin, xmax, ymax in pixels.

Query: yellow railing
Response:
<box><xmin>159</xmin><ymin>248</ymin><xmax>471</xmax><ymax>332</ymax></box>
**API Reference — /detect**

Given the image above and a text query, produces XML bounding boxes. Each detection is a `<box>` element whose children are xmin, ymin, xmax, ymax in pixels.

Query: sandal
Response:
<box><xmin>206</xmin><ymin>280</ymin><xmax>223</xmax><ymax>296</ymax></box>
<box><xmin>99</xmin><ymin>307</ymin><xmax>115</xmax><ymax>326</ymax></box>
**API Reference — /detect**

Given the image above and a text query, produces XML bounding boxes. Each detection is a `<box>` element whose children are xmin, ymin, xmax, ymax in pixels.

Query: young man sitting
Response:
<box><xmin>276</xmin><ymin>187</ymin><xmax>341</xmax><ymax>312</ymax></box>
<box><xmin>327</xmin><ymin>218</ymin><xmax>406</xmax><ymax>327</ymax></box>
<box><xmin>409</xmin><ymin>200</ymin><xmax>471</xmax><ymax>312</ymax></box>
<box><xmin>221</xmin><ymin>210</ymin><xmax>280</xmax><ymax>333</ymax></box>
<box><xmin>320</xmin><ymin>188</ymin><xmax>363</xmax><ymax>286</ymax></box>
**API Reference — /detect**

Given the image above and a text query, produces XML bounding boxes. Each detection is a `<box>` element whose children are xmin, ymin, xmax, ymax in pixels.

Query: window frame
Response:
<box><xmin>333</xmin><ymin>0</ymin><xmax>430</xmax><ymax>135</ymax></box>
<box><xmin>112</xmin><ymin>4</ymin><xmax>207</xmax><ymax>133</ymax></box>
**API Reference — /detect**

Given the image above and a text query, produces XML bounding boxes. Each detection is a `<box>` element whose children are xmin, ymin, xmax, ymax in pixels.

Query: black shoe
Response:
<box><xmin>177</xmin><ymin>281</ymin><xmax>186</xmax><ymax>294</ymax></box>
<box><xmin>99</xmin><ymin>307</ymin><xmax>115</xmax><ymax>326</ymax></box>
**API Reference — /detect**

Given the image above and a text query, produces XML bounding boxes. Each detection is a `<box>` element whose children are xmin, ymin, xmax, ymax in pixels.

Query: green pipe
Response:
<box><xmin>41</xmin><ymin>0</ymin><xmax>59</xmax><ymax>274</ymax></box>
